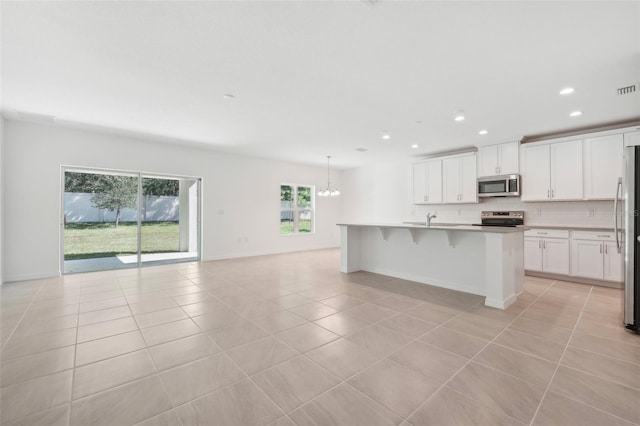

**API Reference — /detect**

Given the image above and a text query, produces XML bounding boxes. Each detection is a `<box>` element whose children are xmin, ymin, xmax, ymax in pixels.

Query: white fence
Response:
<box><xmin>64</xmin><ymin>192</ymin><xmax>179</xmax><ymax>223</ymax></box>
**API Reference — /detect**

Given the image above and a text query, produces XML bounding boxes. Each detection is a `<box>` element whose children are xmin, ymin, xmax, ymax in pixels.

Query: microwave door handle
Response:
<box><xmin>614</xmin><ymin>177</ymin><xmax>622</xmax><ymax>253</ymax></box>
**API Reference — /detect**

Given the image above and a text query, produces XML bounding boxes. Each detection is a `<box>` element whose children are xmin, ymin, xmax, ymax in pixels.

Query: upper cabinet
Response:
<box><xmin>521</xmin><ymin>140</ymin><xmax>583</xmax><ymax>201</ymax></box>
<box><xmin>412</xmin><ymin>159</ymin><xmax>442</xmax><ymax>204</ymax></box>
<box><xmin>443</xmin><ymin>154</ymin><xmax>478</xmax><ymax>204</ymax></box>
<box><xmin>412</xmin><ymin>153</ymin><xmax>476</xmax><ymax>205</ymax></box>
<box><xmin>583</xmin><ymin>134</ymin><xmax>623</xmax><ymax>199</ymax></box>
<box><xmin>477</xmin><ymin>142</ymin><xmax>519</xmax><ymax>177</ymax></box>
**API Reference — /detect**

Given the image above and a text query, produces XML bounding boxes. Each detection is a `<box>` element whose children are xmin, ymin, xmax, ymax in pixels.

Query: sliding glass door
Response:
<box><xmin>62</xmin><ymin>167</ymin><xmax>201</xmax><ymax>274</ymax></box>
<box><xmin>139</xmin><ymin>176</ymin><xmax>199</xmax><ymax>266</ymax></box>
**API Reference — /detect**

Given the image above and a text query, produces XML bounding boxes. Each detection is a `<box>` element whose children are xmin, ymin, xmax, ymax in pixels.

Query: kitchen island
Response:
<box><xmin>337</xmin><ymin>223</ymin><xmax>527</xmax><ymax>309</ymax></box>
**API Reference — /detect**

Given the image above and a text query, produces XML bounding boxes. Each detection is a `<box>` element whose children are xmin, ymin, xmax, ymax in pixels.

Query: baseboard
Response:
<box><xmin>4</xmin><ymin>271</ymin><xmax>60</xmax><ymax>284</ymax></box>
<box><xmin>485</xmin><ymin>293</ymin><xmax>517</xmax><ymax>310</ymax></box>
<box><xmin>359</xmin><ymin>265</ymin><xmax>486</xmax><ymax>296</ymax></box>
<box><xmin>202</xmin><ymin>245</ymin><xmax>340</xmax><ymax>262</ymax></box>
<box><xmin>4</xmin><ymin>247</ymin><xmax>340</xmax><ymax>283</ymax></box>
<box><xmin>525</xmin><ymin>271</ymin><xmax>623</xmax><ymax>289</ymax></box>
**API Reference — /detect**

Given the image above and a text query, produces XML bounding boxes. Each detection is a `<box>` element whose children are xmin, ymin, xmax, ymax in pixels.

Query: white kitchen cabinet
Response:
<box><xmin>412</xmin><ymin>159</ymin><xmax>442</xmax><ymax>204</ymax></box>
<box><xmin>524</xmin><ymin>229</ymin><xmax>569</xmax><ymax>275</ymax></box>
<box><xmin>542</xmin><ymin>239</ymin><xmax>570</xmax><ymax>275</ymax></box>
<box><xmin>570</xmin><ymin>231</ymin><xmax>623</xmax><ymax>282</ymax></box>
<box><xmin>550</xmin><ymin>140</ymin><xmax>583</xmax><ymax>200</ymax></box>
<box><xmin>583</xmin><ymin>134</ymin><xmax>623</xmax><ymax>199</ymax></box>
<box><xmin>521</xmin><ymin>140</ymin><xmax>582</xmax><ymax>201</ymax></box>
<box><xmin>570</xmin><ymin>239</ymin><xmax>604</xmax><ymax>279</ymax></box>
<box><xmin>521</xmin><ymin>144</ymin><xmax>551</xmax><ymax>200</ymax></box>
<box><xmin>443</xmin><ymin>154</ymin><xmax>477</xmax><ymax>203</ymax></box>
<box><xmin>604</xmin><ymin>242</ymin><xmax>623</xmax><ymax>282</ymax></box>
<box><xmin>524</xmin><ymin>237</ymin><xmax>543</xmax><ymax>271</ymax></box>
<box><xmin>477</xmin><ymin>142</ymin><xmax>519</xmax><ymax>177</ymax></box>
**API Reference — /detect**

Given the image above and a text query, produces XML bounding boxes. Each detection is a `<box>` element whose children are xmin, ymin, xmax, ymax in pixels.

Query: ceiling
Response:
<box><xmin>2</xmin><ymin>1</ymin><xmax>639</xmax><ymax>169</ymax></box>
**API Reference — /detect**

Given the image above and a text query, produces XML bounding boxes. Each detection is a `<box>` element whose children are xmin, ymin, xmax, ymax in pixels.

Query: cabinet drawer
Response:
<box><xmin>572</xmin><ymin>231</ymin><xmax>616</xmax><ymax>241</ymax></box>
<box><xmin>524</xmin><ymin>229</ymin><xmax>569</xmax><ymax>239</ymax></box>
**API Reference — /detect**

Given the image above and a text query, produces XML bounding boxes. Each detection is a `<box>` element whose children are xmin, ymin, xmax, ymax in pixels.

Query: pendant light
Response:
<box><xmin>318</xmin><ymin>156</ymin><xmax>340</xmax><ymax>197</ymax></box>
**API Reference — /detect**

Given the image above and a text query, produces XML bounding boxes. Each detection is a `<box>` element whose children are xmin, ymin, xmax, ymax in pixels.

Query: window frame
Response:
<box><xmin>280</xmin><ymin>183</ymin><xmax>315</xmax><ymax>236</ymax></box>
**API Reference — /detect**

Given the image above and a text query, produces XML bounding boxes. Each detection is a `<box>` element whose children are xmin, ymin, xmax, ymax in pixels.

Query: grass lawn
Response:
<box><xmin>64</xmin><ymin>222</ymin><xmax>179</xmax><ymax>260</ymax></box>
<box><xmin>280</xmin><ymin>220</ymin><xmax>312</xmax><ymax>234</ymax></box>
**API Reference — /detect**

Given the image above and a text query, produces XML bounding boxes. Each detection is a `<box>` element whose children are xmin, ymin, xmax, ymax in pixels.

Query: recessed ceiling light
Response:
<box><xmin>415</xmin><ymin>120</ymin><xmax>423</xmax><ymax>124</ymax></box>
<box><xmin>478</xmin><ymin>130</ymin><xmax>488</xmax><ymax>135</ymax></box>
<box><xmin>569</xmin><ymin>110</ymin><xmax>583</xmax><ymax>117</ymax></box>
<box><xmin>411</xmin><ymin>144</ymin><xmax>419</xmax><ymax>149</ymax></box>
<box><xmin>454</xmin><ymin>114</ymin><xmax>465</xmax><ymax>122</ymax></box>
<box><xmin>381</xmin><ymin>132</ymin><xmax>391</xmax><ymax>140</ymax></box>
<box><xmin>559</xmin><ymin>87</ymin><xmax>575</xmax><ymax>95</ymax></box>
<box><xmin>223</xmin><ymin>94</ymin><xmax>235</xmax><ymax>99</ymax></box>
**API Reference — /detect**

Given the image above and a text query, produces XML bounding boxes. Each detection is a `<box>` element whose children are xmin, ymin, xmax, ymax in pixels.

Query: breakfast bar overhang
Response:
<box><xmin>337</xmin><ymin>223</ymin><xmax>527</xmax><ymax>310</ymax></box>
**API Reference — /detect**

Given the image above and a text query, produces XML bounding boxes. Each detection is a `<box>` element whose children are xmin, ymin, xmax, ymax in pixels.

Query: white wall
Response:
<box><xmin>341</xmin><ymin>160</ymin><xmax>616</xmax><ymax>228</ymax></box>
<box><xmin>3</xmin><ymin>120</ymin><xmax>342</xmax><ymax>281</ymax></box>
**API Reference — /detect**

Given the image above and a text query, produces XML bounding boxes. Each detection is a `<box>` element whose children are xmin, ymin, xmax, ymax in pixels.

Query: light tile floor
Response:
<box><xmin>1</xmin><ymin>248</ymin><xmax>639</xmax><ymax>426</ymax></box>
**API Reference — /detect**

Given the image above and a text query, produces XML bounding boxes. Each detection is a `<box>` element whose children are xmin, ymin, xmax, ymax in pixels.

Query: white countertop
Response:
<box><xmin>337</xmin><ymin>222</ymin><xmax>529</xmax><ymax>234</ymax></box>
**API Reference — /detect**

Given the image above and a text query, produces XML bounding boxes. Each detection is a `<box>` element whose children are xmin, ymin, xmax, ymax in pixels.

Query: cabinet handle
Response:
<box><xmin>495</xmin><ymin>166</ymin><xmax>499</xmax><ymax>175</ymax></box>
<box><xmin>600</xmin><ymin>244</ymin><xmax>602</xmax><ymax>254</ymax></box>
<box><xmin>538</xmin><ymin>240</ymin><xmax>541</xmax><ymax>249</ymax></box>
<box><xmin>597</xmin><ymin>235</ymin><xmax>610</xmax><ymax>238</ymax></box>
<box><xmin>547</xmin><ymin>189</ymin><xmax>550</xmax><ymax>198</ymax></box>
<box><xmin>551</xmin><ymin>189</ymin><xmax>554</xmax><ymax>198</ymax></box>
<box><xmin>537</xmin><ymin>232</ymin><xmax>548</xmax><ymax>235</ymax></box>
<box><xmin>543</xmin><ymin>240</ymin><xmax>546</xmax><ymax>249</ymax></box>
<box><xmin>605</xmin><ymin>244</ymin><xmax>608</xmax><ymax>254</ymax></box>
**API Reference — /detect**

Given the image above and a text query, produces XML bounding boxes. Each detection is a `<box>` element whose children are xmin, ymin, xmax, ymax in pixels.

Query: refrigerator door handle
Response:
<box><xmin>615</xmin><ymin>177</ymin><xmax>622</xmax><ymax>253</ymax></box>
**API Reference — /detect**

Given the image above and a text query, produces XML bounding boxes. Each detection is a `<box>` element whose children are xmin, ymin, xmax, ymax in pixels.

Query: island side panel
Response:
<box><xmin>339</xmin><ymin>225</ymin><xmax>362</xmax><ymax>273</ymax></box>
<box><xmin>355</xmin><ymin>226</ymin><xmax>486</xmax><ymax>296</ymax></box>
<box><xmin>484</xmin><ymin>232</ymin><xmax>524</xmax><ymax>309</ymax></box>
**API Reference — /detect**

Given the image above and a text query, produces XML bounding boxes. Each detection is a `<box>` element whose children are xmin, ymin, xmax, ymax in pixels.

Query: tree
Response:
<box><xmin>66</xmin><ymin>173</ymin><xmax>179</xmax><ymax>196</ymax></box>
<box><xmin>65</xmin><ymin>172</ymin><xmax>104</xmax><ymax>193</ymax></box>
<box><xmin>143</xmin><ymin>178</ymin><xmax>179</xmax><ymax>196</ymax></box>
<box><xmin>90</xmin><ymin>176</ymin><xmax>138</xmax><ymax>227</ymax></box>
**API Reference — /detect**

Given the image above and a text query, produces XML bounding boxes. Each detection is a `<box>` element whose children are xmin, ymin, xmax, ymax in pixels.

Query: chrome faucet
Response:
<box><xmin>426</xmin><ymin>212</ymin><xmax>437</xmax><ymax>227</ymax></box>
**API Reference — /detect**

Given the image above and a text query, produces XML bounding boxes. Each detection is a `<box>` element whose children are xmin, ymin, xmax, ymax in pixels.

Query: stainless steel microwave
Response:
<box><xmin>478</xmin><ymin>174</ymin><xmax>520</xmax><ymax>197</ymax></box>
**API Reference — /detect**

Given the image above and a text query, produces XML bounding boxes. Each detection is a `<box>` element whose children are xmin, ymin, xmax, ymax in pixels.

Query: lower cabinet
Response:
<box><xmin>525</xmin><ymin>228</ymin><xmax>623</xmax><ymax>283</ymax></box>
<box><xmin>570</xmin><ymin>239</ymin><xmax>604</xmax><ymax>279</ymax></box>
<box><xmin>524</xmin><ymin>231</ymin><xmax>570</xmax><ymax>275</ymax></box>
<box><xmin>571</xmin><ymin>232</ymin><xmax>623</xmax><ymax>282</ymax></box>
<box><xmin>604</xmin><ymin>242</ymin><xmax>623</xmax><ymax>282</ymax></box>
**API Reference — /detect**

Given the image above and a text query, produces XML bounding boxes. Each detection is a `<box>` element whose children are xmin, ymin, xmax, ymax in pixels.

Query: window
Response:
<box><xmin>280</xmin><ymin>184</ymin><xmax>314</xmax><ymax>235</ymax></box>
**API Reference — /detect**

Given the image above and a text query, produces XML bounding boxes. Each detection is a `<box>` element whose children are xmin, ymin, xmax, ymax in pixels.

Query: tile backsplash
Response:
<box><xmin>410</xmin><ymin>198</ymin><xmax>616</xmax><ymax>229</ymax></box>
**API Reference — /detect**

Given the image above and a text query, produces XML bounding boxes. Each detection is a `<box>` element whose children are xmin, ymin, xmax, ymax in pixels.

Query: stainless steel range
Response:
<box><xmin>476</xmin><ymin>211</ymin><xmax>524</xmax><ymax>227</ymax></box>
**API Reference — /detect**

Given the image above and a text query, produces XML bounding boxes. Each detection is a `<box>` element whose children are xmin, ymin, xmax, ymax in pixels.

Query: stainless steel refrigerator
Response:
<box><xmin>620</xmin><ymin>130</ymin><xmax>640</xmax><ymax>332</ymax></box>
